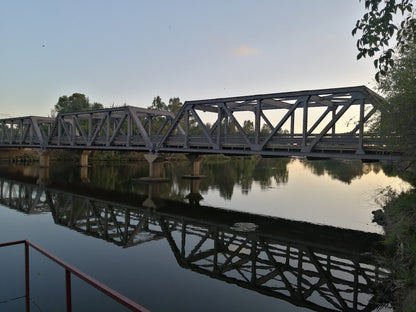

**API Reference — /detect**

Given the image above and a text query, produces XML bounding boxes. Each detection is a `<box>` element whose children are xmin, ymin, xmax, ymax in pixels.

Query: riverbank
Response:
<box><xmin>376</xmin><ymin>172</ymin><xmax>416</xmax><ymax>311</ymax></box>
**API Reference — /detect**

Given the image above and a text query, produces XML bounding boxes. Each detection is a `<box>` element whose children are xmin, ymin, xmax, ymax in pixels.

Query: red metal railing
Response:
<box><xmin>0</xmin><ymin>240</ymin><xmax>150</xmax><ymax>312</ymax></box>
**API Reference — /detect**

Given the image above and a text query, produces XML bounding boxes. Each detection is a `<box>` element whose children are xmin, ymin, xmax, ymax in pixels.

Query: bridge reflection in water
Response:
<box><xmin>0</xmin><ymin>176</ymin><xmax>387</xmax><ymax>312</ymax></box>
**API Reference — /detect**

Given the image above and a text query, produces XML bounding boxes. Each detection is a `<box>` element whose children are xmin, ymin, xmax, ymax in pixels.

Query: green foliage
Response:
<box><xmin>167</xmin><ymin>97</ymin><xmax>182</xmax><ymax>115</ymax></box>
<box><xmin>376</xmin><ymin>43</ymin><xmax>416</xmax><ymax>160</ymax></box>
<box><xmin>353</xmin><ymin>0</ymin><xmax>415</xmax><ymax>81</ymax></box>
<box><xmin>148</xmin><ymin>96</ymin><xmax>167</xmax><ymax>111</ymax></box>
<box><xmin>147</xmin><ymin>96</ymin><xmax>187</xmax><ymax>134</ymax></box>
<box><xmin>242</xmin><ymin>120</ymin><xmax>254</xmax><ymax>134</ymax></box>
<box><xmin>260</xmin><ymin>124</ymin><xmax>271</xmax><ymax>134</ymax></box>
<box><xmin>379</xmin><ymin>187</ymin><xmax>416</xmax><ymax>310</ymax></box>
<box><xmin>54</xmin><ymin>93</ymin><xmax>104</xmax><ymax>114</ymax></box>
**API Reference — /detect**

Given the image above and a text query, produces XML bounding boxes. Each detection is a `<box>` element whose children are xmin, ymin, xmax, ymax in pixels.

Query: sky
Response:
<box><xmin>0</xmin><ymin>0</ymin><xmax>376</xmax><ymax>118</ymax></box>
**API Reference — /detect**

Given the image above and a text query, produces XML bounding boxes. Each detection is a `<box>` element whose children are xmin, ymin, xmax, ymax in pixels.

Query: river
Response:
<box><xmin>0</xmin><ymin>157</ymin><xmax>411</xmax><ymax>311</ymax></box>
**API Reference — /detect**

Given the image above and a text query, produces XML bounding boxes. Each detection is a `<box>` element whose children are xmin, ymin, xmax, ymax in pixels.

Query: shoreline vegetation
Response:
<box><xmin>372</xmin><ymin>165</ymin><xmax>416</xmax><ymax>312</ymax></box>
<box><xmin>0</xmin><ymin>149</ymin><xmax>248</xmax><ymax>164</ymax></box>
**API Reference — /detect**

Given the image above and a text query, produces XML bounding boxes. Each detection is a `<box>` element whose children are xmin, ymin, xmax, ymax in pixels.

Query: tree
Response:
<box><xmin>148</xmin><ymin>96</ymin><xmax>167</xmax><ymax>111</ymax></box>
<box><xmin>167</xmin><ymin>97</ymin><xmax>183</xmax><ymax>115</ymax></box>
<box><xmin>54</xmin><ymin>93</ymin><xmax>103</xmax><ymax>113</ymax></box>
<box><xmin>91</xmin><ymin>102</ymin><xmax>104</xmax><ymax>110</ymax></box>
<box><xmin>376</xmin><ymin>43</ymin><xmax>416</xmax><ymax>161</ymax></box>
<box><xmin>353</xmin><ymin>0</ymin><xmax>416</xmax><ymax>81</ymax></box>
<box><xmin>242</xmin><ymin>120</ymin><xmax>254</xmax><ymax>134</ymax></box>
<box><xmin>260</xmin><ymin>124</ymin><xmax>271</xmax><ymax>134</ymax></box>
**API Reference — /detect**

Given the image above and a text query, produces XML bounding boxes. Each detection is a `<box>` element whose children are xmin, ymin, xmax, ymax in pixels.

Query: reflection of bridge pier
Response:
<box><xmin>142</xmin><ymin>183</ymin><xmax>163</xmax><ymax>209</ymax></box>
<box><xmin>80</xmin><ymin>166</ymin><xmax>90</xmax><ymax>183</ymax></box>
<box><xmin>37</xmin><ymin>167</ymin><xmax>50</xmax><ymax>185</ymax></box>
<box><xmin>183</xmin><ymin>154</ymin><xmax>205</xmax><ymax>205</ymax></box>
<box><xmin>185</xmin><ymin>179</ymin><xmax>203</xmax><ymax>205</ymax></box>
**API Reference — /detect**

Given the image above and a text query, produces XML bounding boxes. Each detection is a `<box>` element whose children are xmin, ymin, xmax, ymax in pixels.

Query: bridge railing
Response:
<box><xmin>0</xmin><ymin>240</ymin><xmax>149</xmax><ymax>312</ymax></box>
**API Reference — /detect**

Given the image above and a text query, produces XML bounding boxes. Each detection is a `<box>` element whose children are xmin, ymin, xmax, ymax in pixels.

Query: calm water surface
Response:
<box><xmin>0</xmin><ymin>157</ymin><xmax>411</xmax><ymax>311</ymax></box>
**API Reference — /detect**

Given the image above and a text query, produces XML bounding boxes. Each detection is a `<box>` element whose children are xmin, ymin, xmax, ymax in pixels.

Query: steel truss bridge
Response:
<box><xmin>0</xmin><ymin>176</ymin><xmax>387</xmax><ymax>312</ymax></box>
<box><xmin>0</xmin><ymin>86</ymin><xmax>401</xmax><ymax>161</ymax></box>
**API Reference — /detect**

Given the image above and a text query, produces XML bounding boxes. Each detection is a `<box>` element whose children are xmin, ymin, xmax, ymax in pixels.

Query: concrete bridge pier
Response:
<box><xmin>140</xmin><ymin>153</ymin><xmax>169</xmax><ymax>182</ymax></box>
<box><xmin>183</xmin><ymin>154</ymin><xmax>206</xmax><ymax>179</ymax></box>
<box><xmin>80</xmin><ymin>150</ymin><xmax>91</xmax><ymax>167</ymax></box>
<box><xmin>38</xmin><ymin>150</ymin><xmax>51</xmax><ymax>168</ymax></box>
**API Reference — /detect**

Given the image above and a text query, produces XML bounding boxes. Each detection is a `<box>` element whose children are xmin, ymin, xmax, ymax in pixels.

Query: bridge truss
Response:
<box><xmin>0</xmin><ymin>86</ymin><xmax>402</xmax><ymax>160</ymax></box>
<box><xmin>157</xmin><ymin>86</ymin><xmax>397</xmax><ymax>160</ymax></box>
<box><xmin>0</xmin><ymin>116</ymin><xmax>54</xmax><ymax>147</ymax></box>
<box><xmin>0</xmin><ymin>177</ymin><xmax>387</xmax><ymax>312</ymax></box>
<box><xmin>47</xmin><ymin>106</ymin><xmax>182</xmax><ymax>150</ymax></box>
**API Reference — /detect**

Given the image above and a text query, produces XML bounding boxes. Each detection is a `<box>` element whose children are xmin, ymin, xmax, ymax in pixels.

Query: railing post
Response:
<box><xmin>66</xmin><ymin>269</ymin><xmax>72</xmax><ymax>312</ymax></box>
<box><xmin>25</xmin><ymin>241</ymin><xmax>30</xmax><ymax>312</ymax></box>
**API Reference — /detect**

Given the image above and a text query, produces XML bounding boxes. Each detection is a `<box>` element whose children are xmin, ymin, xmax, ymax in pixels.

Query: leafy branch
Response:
<box><xmin>352</xmin><ymin>0</ymin><xmax>416</xmax><ymax>81</ymax></box>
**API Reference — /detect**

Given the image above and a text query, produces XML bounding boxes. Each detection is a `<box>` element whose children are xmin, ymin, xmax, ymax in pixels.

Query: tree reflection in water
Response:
<box><xmin>0</xmin><ymin>174</ymin><xmax>389</xmax><ymax>312</ymax></box>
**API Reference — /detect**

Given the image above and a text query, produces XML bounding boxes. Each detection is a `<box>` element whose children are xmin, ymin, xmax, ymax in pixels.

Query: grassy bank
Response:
<box><xmin>378</xmin><ymin>185</ymin><xmax>416</xmax><ymax>312</ymax></box>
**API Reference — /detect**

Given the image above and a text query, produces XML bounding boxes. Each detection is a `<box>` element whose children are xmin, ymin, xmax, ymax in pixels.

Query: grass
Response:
<box><xmin>379</xmin><ymin>186</ymin><xmax>416</xmax><ymax>311</ymax></box>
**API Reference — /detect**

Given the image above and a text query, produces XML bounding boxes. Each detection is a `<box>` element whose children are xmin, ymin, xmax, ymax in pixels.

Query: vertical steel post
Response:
<box><xmin>302</xmin><ymin>99</ymin><xmax>308</xmax><ymax>148</ymax></box>
<box><xmin>224</xmin><ymin>115</ymin><xmax>228</xmax><ymax>136</ymax></box>
<box><xmin>65</xmin><ymin>269</ymin><xmax>72</xmax><ymax>312</ymax></box>
<box><xmin>106</xmin><ymin>112</ymin><xmax>110</xmax><ymax>147</ymax></box>
<box><xmin>255</xmin><ymin>100</ymin><xmax>261</xmax><ymax>145</ymax></box>
<box><xmin>88</xmin><ymin>113</ymin><xmax>92</xmax><ymax>144</ymax></box>
<box><xmin>29</xmin><ymin>122</ymin><xmax>34</xmax><ymax>144</ymax></box>
<box><xmin>148</xmin><ymin>116</ymin><xmax>152</xmax><ymax>135</ymax></box>
<box><xmin>10</xmin><ymin>120</ymin><xmax>14</xmax><ymax>143</ymax></box>
<box><xmin>71</xmin><ymin>116</ymin><xmax>76</xmax><ymax>146</ymax></box>
<box><xmin>184</xmin><ymin>110</ymin><xmax>189</xmax><ymax>149</ymax></box>
<box><xmin>290</xmin><ymin>113</ymin><xmax>295</xmax><ymax>140</ymax></box>
<box><xmin>357</xmin><ymin>99</ymin><xmax>365</xmax><ymax>154</ymax></box>
<box><xmin>58</xmin><ymin>118</ymin><xmax>61</xmax><ymax>145</ymax></box>
<box><xmin>25</xmin><ymin>241</ymin><xmax>30</xmax><ymax>312</ymax></box>
<box><xmin>216</xmin><ymin>106</ymin><xmax>222</xmax><ymax>146</ymax></box>
<box><xmin>331</xmin><ymin>108</ymin><xmax>336</xmax><ymax>137</ymax></box>
<box><xmin>127</xmin><ymin>115</ymin><xmax>131</xmax><ymax>147</ymax></box>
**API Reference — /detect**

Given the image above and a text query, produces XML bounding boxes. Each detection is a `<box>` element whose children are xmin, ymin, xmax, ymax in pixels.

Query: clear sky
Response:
<box><xmin>0</xmin><ymin>0</ymin><xmax>376</xmax><ymax>118</ymax></box>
